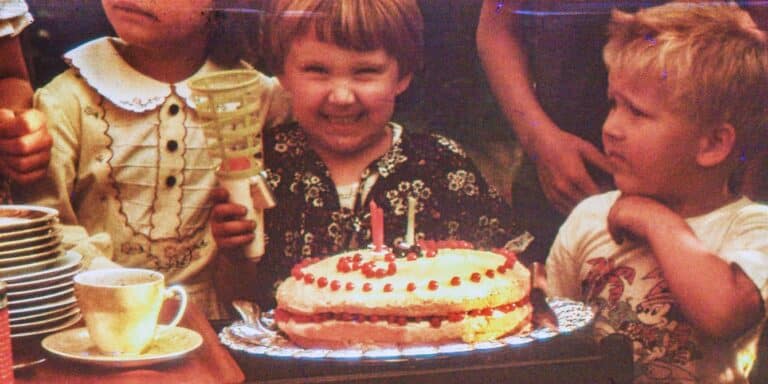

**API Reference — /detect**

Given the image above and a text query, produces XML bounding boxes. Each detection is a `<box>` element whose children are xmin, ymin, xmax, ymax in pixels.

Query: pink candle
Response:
<box><xmin>370</xmin><ymin>201</ymin><xmax>384</xmax><ymax>251</ymax></box>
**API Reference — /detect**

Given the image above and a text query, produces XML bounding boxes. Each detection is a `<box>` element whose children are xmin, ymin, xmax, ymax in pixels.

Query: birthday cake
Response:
<box><xmin>274</xmin><ymin>241</ymin><xmax>533</xmax><ymax>348</ymax></box>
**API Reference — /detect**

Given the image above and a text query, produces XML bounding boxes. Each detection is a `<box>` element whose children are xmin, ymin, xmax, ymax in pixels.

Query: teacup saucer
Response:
<box><xmin>41</xmin><ymin>326</ymin><xmax>203</xmax><ymax>368</ymax></box>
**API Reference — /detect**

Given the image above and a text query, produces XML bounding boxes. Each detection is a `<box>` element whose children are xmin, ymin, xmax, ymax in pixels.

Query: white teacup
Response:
<box><xmin>73</xmin><ymin>268</ymin><xmax>188</xmax><ymax>356</ymax></box>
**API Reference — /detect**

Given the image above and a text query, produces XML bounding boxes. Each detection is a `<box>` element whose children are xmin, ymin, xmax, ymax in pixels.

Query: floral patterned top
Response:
<box><xmin>252</xmin><ymin>122</ymin><xmax>525</xmax><ymax>308</ymax></box>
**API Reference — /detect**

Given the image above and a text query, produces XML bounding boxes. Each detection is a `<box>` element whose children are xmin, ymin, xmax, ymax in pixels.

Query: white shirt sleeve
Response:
<box><xmin>546</xmin><ymin>191</ymin><xmax>620</xmax><ymax>300</ymax></box>
<box><xmin>717</xmin><ymin>203</ymin><xmax>768</xmax><ymax>300</ymax></box>
<box><xmin>0</xmin><ymin>0</ymin><xmax>32</xmax><ymax>38</ymax></box>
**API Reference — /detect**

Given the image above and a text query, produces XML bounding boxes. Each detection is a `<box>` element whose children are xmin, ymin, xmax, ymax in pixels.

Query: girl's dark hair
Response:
<box><xmin>207</xmin><ymin>0</ymin><xmax>268</xmax><ymax>67</ymax></box>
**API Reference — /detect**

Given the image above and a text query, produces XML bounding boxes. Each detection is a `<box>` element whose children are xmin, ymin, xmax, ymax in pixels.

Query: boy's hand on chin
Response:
<box><xmin>209</xmin><ymin>187</ymin><xmax>257</xmax><ymax>249</ymax></box>
<box><xmin>607</xmin><ymin>194</ymin><xmax>675</xmax><ymax>245</ymax></box>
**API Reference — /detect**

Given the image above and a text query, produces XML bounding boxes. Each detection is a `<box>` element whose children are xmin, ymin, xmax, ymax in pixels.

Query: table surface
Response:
<box><xmin>220</xmin><ymin>325</ymin><xmax>634</xmax><ymax>384</ymax></box>
<box><xmin>12</xmin><ymin>300</ymin><xmax>245</xmax><ymax>384</ymax></box>
<box><xmin>11</xmin><ymin>306</ymin><xmax>634</xmax><ymax>384</ymax></box>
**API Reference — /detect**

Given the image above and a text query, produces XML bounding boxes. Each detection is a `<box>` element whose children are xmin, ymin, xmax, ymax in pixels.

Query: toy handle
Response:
<box><xmin>220</xmin><ymin>177</ymin><xmax>265</xmax><ymax>261</ymax></box>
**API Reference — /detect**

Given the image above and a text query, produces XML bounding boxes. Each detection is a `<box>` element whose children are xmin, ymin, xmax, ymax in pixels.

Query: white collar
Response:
<box><xmin>64</xmin><ymin>37</ymin><xmax>237</xmax><ymax>112</ymax></box>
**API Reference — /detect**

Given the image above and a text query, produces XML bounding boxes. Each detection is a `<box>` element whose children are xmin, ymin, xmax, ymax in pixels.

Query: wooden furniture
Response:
<box><xmin>216</xmin><ymin>324</ymin><xmax>634</xmax><ymax>384</ymax></box>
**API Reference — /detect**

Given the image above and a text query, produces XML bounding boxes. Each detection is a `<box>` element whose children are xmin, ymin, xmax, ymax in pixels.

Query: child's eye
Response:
<box><xmin>303</xmin><ymin>65</ymin><xmax>328</xmax><ymax>74</ymax></box>
<box><xmin>354</xmin><ymin>67</ymin><xmax>383</xmax><ymax>75</ymax></box>
<box><xmin>628</xmin><ymin>103</ymin><xmax>648</xmax><ymax>118</ymax></box>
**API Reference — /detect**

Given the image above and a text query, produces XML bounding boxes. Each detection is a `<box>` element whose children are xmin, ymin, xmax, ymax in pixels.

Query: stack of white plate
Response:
<box><xmin>0</xmin><ymin>205</ymin><xmax>83</xmax><ymax>338</ymax></box>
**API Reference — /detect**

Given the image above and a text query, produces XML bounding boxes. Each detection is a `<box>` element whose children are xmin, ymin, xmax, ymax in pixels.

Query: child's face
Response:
<box><xmin>102</xmin><ymin>0</ymin><xmax>212</xmax><ymax>48</ymax></box>
<box><xmin>278</xmin><ymin>32</ymin><xmax>412</xmax><ymax>159</ymax></box>
<box><xmin>603</xmin><ymin>71</ymin><xmax>704</xmax><ymax>200</ymax></box>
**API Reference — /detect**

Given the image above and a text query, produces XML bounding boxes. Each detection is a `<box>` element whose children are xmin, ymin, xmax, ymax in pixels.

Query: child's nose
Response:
<box><xmin>602</xmin><ymin>113</ymin><xmax>624</xmax><ymax>141</ymax></box>
<box><xmin>328</xmin><ymin>82</ymin><xmax>356</xmax><ymax>105</ymax></box>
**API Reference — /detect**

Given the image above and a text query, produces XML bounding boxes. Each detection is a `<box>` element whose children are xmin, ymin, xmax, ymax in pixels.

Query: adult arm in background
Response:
<box><xmin>0</xmin><ymin>33</ymin><xmax>52</xmax><ymax>184</ymax></box>
<box><xmin>476</xmin><ymin>0</ymin><xmax>613</xmax><ymax>214</ymax></box>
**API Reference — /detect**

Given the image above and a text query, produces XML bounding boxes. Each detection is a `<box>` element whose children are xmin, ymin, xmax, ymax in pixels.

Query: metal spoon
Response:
<box><xmin>231</xmin><ymin>299</ymin><xmax>277</xmax><ymax>336</ymax></box>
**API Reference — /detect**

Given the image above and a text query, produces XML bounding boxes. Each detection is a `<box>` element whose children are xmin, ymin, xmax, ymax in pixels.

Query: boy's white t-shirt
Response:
<box><xmin>547</xmin><ymin>190</ymin><xmax>768</xmax><ymax>383</ymax></box>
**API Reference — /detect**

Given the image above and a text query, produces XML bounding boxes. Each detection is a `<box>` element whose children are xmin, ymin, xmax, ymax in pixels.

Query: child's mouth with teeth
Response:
<box><xmin>324</xmin><ymin>113</ymin><xmax>363</xmax><ymax>124</ymax></box>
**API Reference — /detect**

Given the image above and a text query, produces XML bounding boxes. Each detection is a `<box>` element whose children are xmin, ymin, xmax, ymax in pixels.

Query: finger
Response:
<box><xmin>209</xmin><ymin>187</ymin><xmax>230</xmax><ymax>204</ymax></box>
<box><xmin>0</xmin><ymin>109</ymin><xmax>14</xmax><ymax>129</ymax></box>
<box><xmin>564</xmin><ymin>156</ymin><xmax>601</xmax><ymax>197</ymax></box>
<box><xmin>580</xmin><ymin>143</ymin><xmax>615</xmax><ymax>176</ymax></box>
<box><xmin>539</xmin><ymin>171</ymin><xmax>575</xmax><ymax>214</ymax></box>
<box><xmin>0</xmin><ymin>128</ymin><xmax>53</xmax><ymax>156</ymax></box>
<box><xmin>210</xmin><ymin>215</ymin><xmax>255</xmax><ymax>235</ymax></box>
<box><xmin>214</xmin><ymin>233</ymin><xmax>256</xmax><ymax>249</ymax></box>
<box><xmin>1</xmin><ymin>149</ymin><xmax>50</xmax><ymax>173</ymax></box>
<box><xmin>210</xmin><ymin>203</ymin><xmax>250</xmax><ymax>222</ymax></box>
<box><xmin>2</xmin><ymin>167</ymin><xmax>47</xmax><ymax>185</ymax></box>
<box><xmin>544</xmin><ymin>177</ymin><xmax>580</xmax><ymax>213</ymax></box>
<box><xmin>0</xmin><ymin>109</ymin><xmax>46</xmax><ymax>138</ymax></box>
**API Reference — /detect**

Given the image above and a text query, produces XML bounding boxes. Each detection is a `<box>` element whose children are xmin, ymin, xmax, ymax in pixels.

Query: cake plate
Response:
<box><xmin>220</xmin><ymin>298</ymin><xmax>593</xmax><ymax>361</ymax></box>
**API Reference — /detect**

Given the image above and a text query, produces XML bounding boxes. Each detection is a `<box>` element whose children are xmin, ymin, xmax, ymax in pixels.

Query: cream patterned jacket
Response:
<box><xmin>17</xmin><ymin>37</ymin><xmax>290</xmax><ymax>317</ymax></box>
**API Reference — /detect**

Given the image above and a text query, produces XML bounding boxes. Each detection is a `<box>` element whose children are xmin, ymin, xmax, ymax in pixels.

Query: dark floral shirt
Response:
<box><xmin>252</xmin><ymin>122</ymin><xmax>524</xmax><ymax>308</ymax></box>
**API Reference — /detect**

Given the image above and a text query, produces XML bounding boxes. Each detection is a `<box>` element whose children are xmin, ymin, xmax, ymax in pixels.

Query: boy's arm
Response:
<box><xmin>476</xmin><ymin>0</ymin><xmax>612</xmax><ymax>214</ymax></box>
<box><xmin>608</xmin><ymin>195</ymin><xmax>765</xmax><ymax>339</ymax></box>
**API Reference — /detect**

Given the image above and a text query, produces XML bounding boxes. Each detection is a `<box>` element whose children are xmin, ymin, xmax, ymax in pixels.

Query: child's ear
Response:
<box><xmin>697</xmin><ymin>122</ymin><xmax>736</xmax><ymax>167</ymax></box>
<box><xmin>395</xmin><ymin>73</ymin><xmax>413</xmax><ymax>96</ymax></box>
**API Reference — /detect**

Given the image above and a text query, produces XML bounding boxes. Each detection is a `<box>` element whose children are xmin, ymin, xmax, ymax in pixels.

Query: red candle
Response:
<box><xmin>370</xmin><ymin>201</ymin><xmax>384</xmax><ymax>251</ymax></box>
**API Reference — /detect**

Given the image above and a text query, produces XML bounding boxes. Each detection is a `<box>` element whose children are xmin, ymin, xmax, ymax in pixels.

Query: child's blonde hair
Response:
<box><xmin>266</xmin><ymin>0</ymin><xmax>423</xmax><ymax>78</ymax></box>
<box><xmin>604</xmin><ymin>2</ymin><xmax>768</xmax><ymax>175</ymax></box>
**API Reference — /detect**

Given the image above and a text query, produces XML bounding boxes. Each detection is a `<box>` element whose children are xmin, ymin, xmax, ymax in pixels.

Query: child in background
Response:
<box><xmin>18</xmin><ymin>0</ymin><xmax>290</xmax><ymax>319</ymax></box>
<box><xmin>210</xmin><ymin>0</ymin><xmax>526</xmax><ymax>309</ymax></box>
<box><xmin>0</xmin><ymin>0</ymin><xmax>52</xmax><ymax>197</ymax></box>
<box><xmin>545</xmin><ymin>3</ymin><xmax>768</xmax><ymax>382</ymax></box>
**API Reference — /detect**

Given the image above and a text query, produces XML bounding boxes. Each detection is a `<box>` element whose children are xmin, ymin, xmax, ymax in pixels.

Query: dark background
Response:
<box><xmin>17</xmin><ymin>1</ymin><xmax>767</xmax><ymax>381</ymax></box>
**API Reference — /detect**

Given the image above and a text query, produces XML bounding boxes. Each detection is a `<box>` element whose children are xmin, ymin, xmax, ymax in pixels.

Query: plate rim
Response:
<box><xmin>0</xmin><ymin>205</ymin><xmax>59</xmax><ymax>231</ymax></box>
<box><xmin>0</xmin><ymin>250</ymin><xmax>82</xmax><ymax>283</ymax></box>
<box><xmin>0</xmin><ymin>251</ymin><xmax>61</xmax><ymax>275</ymax></box>
<box><xmin>10</xmin><ymin>307</ymin><xmax>81</xmax><ymax>330</ymax></box>
<box><xmin>0</xmin><ymin>246</ymin><xmax>62</xmax><ymax>267</ymax></box>
<box><xmin>9</xmin><ymin>302</ymin><xmax>78</xmax><ymax>323</ymax></box>
<box><xmin>10</xmin><ymin>312</ymin><xmax>82</xmax><ymax>338</ymax></box>
<box><xmin>8</xmin><ymin>287</ymin><xmax>74</xmax><ymax>306</ymax></box>
<box><xmin>9</xmin><ymin>296</ymin><xmax>77</xmax><ymax>315</ymax></box>
<box><xmin>5</xmin><ymin>262</ymin><xmax>82</xmax><ymax>290</ymax></box>
<box><xmin>8</xmin><ymin>279</ymin><xmax>75</xmax><ymax>298</ymax></box>
<box><xmin>41</xmin><ymin>326</ymin><xmax>204</xmax><ymax>367</ymax></box>
<box><xmin>219</xmin><ymin>297</ymin><xmax>594</xmax><ymax>361</ymax></box>
<box><xmin>0</xmin><ymin>234</ymin><xmax>62</xmax><ymax>257</ymax></box>
<box><xmin>0</xmin><ymin>221</ymin><xmax>58</xmax><ymax>241</ymax></box>
<box><xmin>0</xmin><ymin>227</ymin><xmax>61</xmax><ymax>250</ymax></box>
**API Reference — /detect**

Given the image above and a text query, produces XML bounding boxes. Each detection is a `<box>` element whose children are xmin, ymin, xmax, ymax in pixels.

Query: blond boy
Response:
<box><xmin>546</xmin><ymin>3</ymin><xmax>768</xmax><ymax>382</ymax></box>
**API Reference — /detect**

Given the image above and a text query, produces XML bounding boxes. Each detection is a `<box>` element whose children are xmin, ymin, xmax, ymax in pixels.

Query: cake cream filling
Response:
<box><xmin>275</xmin><ymin>296</ymin><xmax>531</xmax><ymax>326</ymax></box>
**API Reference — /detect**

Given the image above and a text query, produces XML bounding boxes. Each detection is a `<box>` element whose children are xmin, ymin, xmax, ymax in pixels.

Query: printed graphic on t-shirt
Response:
<box><xmin>582</xmin><ymin>258</ymin><xmax>701</xmax><ymax>383</ymax></box>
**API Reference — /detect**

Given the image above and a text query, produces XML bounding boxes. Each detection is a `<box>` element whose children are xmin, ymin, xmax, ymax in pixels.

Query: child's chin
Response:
<box><xmin>614</xmin><ymin>178</ymin><xmax>645</xmax><ymax>195</ymax></box>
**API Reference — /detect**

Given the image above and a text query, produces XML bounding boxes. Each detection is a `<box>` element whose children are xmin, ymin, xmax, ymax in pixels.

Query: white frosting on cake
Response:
<box><xmin>275</xmin><ymin>245</ymin><xmax>532</xmax><ymax>347</ymax></box>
